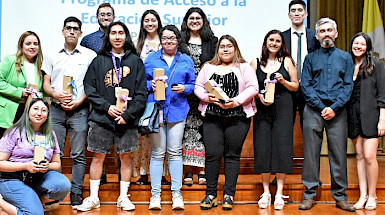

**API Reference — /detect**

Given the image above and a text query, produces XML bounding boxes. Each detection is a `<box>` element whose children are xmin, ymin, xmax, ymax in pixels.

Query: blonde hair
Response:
<box><xmin>15</xmin><ymin>31</ymin><xmax>43</xmax><ymax>80</ymax></box>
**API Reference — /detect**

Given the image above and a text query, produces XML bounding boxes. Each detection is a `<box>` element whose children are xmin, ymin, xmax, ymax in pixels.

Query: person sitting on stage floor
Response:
<box><xmin>0</xmin><ymin>98</ymin><xmax>71</xmax><ymax>215</ymax></box>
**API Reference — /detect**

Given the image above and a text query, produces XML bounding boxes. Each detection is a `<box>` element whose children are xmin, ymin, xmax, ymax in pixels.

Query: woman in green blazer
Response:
<box><xmin>0</xmin><ymin>31</ymin><xmax>44</xmax><ymax>136</ymax></box>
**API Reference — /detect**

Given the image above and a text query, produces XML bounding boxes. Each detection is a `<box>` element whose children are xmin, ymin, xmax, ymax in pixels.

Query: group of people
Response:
<box><xmin>0</xmin><ymin>0</ymin><xmax>383</xmax><ymax>214</ymax></box>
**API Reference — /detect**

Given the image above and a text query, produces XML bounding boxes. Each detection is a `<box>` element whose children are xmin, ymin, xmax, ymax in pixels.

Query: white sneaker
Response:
<box><xmin>117</xmin><ymin>195</ymin><xmax>135</xmax><ymax>211</ymax></box>
<box><xmin>149</xmin><ymin>195</ymin><xmax>161</xmax><ymax>210</ymax></box>
<box><xmin>172</xmin><ymin>194</ymin><xmax>185</xmax><ymax>210</ymax></box>
<box><xmin>77</xmin><ymin>196</ymin><xmax>100</xmax><ymax>212</ymax></box>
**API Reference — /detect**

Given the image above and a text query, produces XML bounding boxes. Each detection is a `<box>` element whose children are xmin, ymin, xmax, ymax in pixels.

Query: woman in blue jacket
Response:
<box><xmin>145</xmin><ymin>25</ymin><xmax>195</xmax><ymax>210</ymax></box>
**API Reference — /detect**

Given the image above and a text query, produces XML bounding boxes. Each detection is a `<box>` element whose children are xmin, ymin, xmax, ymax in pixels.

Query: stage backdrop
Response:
<box><xmin>0</xmin><ymin>0</ymin><xmax>306</xmax><ymax>62</ymax></box>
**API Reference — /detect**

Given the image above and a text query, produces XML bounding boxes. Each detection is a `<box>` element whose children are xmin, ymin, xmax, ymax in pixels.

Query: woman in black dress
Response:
<box><xmin>347</xmin><ymin>32</ymin><xmax>385</xmax><ymax>210</ymax></box>
<box><xmin>250</xmin><ymin>30</ymin><xmax>298</xmax><ymax>210</ymax></box>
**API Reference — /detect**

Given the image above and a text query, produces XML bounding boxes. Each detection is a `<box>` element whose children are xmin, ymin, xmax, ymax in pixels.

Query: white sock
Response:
<box><xmin>120</xmin><ymin>181</ymin><xmax>130</xmax><ymax>198</ymax></box>
<box><xmin>90</xmin><ymin>179</ymin><xmax>100</xmax><ymax>199</ymax></box>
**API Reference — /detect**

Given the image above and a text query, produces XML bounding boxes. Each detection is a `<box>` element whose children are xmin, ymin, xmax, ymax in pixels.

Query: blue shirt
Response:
<box><xmin>80</xmin><ymin>29</ymin><xmax>104</xmax><ymax>53</ymax></box>
<box><xmin>144</xmin><ymin>49</ymin><xmax>195</xmax><ymax>123</ymax></box>
<box><xmin>301</xmin><ymin>46</ymin><xmax>354</xmax><ymax>113</ymax></box>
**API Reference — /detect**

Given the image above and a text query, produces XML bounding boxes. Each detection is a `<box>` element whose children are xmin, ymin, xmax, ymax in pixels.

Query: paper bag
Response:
<box><xmin>154</xmin><ymin>68</ymin><xmax>165</xmax><ymax>101</ymax></box>
<box><xmin>116</xmin><ymin>88</ymin><xmax>129</xmax><ymax>112</ymax></box>
<box><xmin>263</xmin><ymin>73</ymin><xmax>275</xmax><ymax>103</ymax></box>
<box><xmin>204</xmin><ymin>80</ymin><xmax>230</xmax><ymax>102</ymax></box>
<box><xmin>33</xmin><ymin>135</ymin><xmax>46</xmax><ymax>163</ymax></box>
<box><xmin>25</xmin><ymin>83</ymin><xmax>39</xmax><ymax>109</ymax></box>
<box><xmin>63</xmin><ymin>76</ymin><xmax>73</xmax><ymax>94</ymax></box>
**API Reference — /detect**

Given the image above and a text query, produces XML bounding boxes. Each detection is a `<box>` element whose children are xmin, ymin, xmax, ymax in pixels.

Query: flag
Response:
<box><xmin>363</xmin><ymin>0</ymin><xmax>385</xmax><ymax>60</ymax></box>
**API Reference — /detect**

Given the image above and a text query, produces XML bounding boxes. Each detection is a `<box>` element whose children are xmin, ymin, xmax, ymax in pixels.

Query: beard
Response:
<box><xmin>321</xmin><ymin>37</ymin><xmax>334</xmax><ymax>47</ymax></box>
<box><xmin>98</xmin><ymin>20</ymin><xmax>110</xmax><ymax>31</ymax></box>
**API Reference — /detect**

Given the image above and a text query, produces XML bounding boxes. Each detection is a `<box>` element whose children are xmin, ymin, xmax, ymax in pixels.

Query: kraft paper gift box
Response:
<box><xmin>25</xmin><ymin>83</ymin><xmax>39</xmax><ymax>109</ymax></box>
<box><xmin>263</xmin><ymin>73</ymin><xmax>276</xmax><ymax>103</ymax></box>
<box><xmin>34</xmin><ymin>135</ymin><xmax>46</xmax><ymax>163</ymax></box>
<box><xmin>204</xmin><ymin>80</ymin><xmax>230</xmax><ymax>102</ymax></box>
<box><xmin>116</xmin><ymin>88</ymin><xmax>129</xmax><ymax>112</ymax></box>
<box><xmin>63</xmin><ymin>75</ymin><xmax>73</xmax><ymax>94</ymax></box>
<box><xmin>154</xmin><ymin>68</ymin><xmax>166</xmax><ymax>101</ymax></box>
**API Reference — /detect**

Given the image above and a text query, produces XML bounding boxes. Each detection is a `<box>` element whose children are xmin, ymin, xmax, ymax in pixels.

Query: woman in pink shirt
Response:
<box><xmin>195</xmin><ymin>35</ymin><xmax>258</xmax><ymax>211</ymax></box>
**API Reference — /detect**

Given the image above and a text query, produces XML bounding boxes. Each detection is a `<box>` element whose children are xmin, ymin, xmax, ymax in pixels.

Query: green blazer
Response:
<box><xmin>0</xmin><ymin>54</ymin><xmax>43</xmax><ymax>129</ymax></box>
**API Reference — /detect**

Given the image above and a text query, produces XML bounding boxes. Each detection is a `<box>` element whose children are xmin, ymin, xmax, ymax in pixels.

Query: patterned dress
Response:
<box><xmin>182</xmin><ymin>43</ymin><xmax>205</xmax><ymax>167</ymax></box>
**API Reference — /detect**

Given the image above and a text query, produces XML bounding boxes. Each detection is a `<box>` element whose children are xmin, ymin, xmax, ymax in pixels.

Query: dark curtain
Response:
<box><xmin>317</xmin><ymin>0</ymin><xmax>385</xmax><ymax>51</ymax></box>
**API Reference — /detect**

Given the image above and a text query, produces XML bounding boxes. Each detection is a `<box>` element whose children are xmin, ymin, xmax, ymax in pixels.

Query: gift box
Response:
<box><xmin>34</xmin><ymin>135</ymin><xmax>45</xmax><ymax>163</ymax></box>
<box><xmin>63</xmin><ymin>75</ymin><xmax>73</xmax><ymax>94</ymax></box>
<box><xmin>204</xmin><ymin>80</ymin><xmax>230</xmax><ymax>102</ymax></box>
<box><xmin>154</xmin><ymin>68</ymin><xmax>166</xmax><ymax>101</ymax></box>
<box><xmin>116</xmin><ymin>88</ymin><xmax>129</xmax><ymax>112</ymax></box>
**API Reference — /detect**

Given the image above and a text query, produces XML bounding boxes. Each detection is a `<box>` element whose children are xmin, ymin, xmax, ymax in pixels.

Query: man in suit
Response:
<box><xmin>283</xmin><ymin>0</ymin><xmax>320</xmax><ymax>128</ymax></box>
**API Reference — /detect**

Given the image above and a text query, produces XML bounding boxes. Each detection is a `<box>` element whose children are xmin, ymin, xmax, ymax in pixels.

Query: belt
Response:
<box><xmin>0</xmin><ymin>171</ymin><xmax>43</xmax><ymax>185</ymax></box>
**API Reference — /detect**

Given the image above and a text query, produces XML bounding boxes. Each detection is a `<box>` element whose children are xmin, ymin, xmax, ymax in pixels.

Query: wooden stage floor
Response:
<box><xmin>1</xmin><ymin>156</ymin><xmax>384</xmax><ymax>214</ymax></box>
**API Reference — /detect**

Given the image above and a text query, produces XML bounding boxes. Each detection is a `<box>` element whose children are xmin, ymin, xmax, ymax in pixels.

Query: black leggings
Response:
<box><xmin>203</xmin><ymin>115</ymin><xmax>250</xmax><ymax>197</ymax></box>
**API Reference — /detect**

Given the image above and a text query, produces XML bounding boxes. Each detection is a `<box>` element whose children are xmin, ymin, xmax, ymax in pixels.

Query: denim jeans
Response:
<box><xmin>150</xmin><ymin>120</ymin><xmax>185</xmax><ymax>197</ymax></box>
<box><xmin>0</xmin><ymin>170</ymin><xmax>71</xmax><ymax>215</ymax></box>
<box><xmin>51</xmin><ymin>103</ymin><xmax>88</xmax><ymax>195</ymax></box>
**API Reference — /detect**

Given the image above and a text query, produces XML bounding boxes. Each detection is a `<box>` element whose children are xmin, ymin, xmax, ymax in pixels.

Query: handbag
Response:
<box><xmin>138</xmin><ymin>102</ymin><xmax>161</xmax><ymax>135</ymax></box>
<box><xmin>138</xmin><ymin>55</ymin><xmax>182</xmax><ymax>134</ymax></box>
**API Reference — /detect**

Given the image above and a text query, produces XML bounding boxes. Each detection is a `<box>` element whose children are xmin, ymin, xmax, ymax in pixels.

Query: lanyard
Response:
<box><xmin>111</xmin><ymin>52</ymin><xmax>123</xmax><ymax>84</ymax></box>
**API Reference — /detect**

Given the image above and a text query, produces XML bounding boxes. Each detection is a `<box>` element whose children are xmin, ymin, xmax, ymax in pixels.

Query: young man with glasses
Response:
<box><xmin>42</xmin><ymin>16</ymin><xmax>96</xmax><ymax>209</ymax></box>
<box><xmin>81</xmin><ymin>3</ymin><xmax>115</xmax><ymax>53</ymax></box>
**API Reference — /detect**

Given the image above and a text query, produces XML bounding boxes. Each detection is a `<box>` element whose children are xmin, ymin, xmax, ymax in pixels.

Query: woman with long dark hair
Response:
<box><xmin>132</xmin><ymin>9</ymin><xmax>169</xmax><ymax>186</ymax></box>
<box><xmin>79</xmin><ymin>21</ymin><xmax>147</xmax><ymax>212</ymax></box>
<box><xmin>0</xmin><ymin>31</ymin><xmax>44</xmax><ymax>137</ymax></box>
<box><xmin>180</xmin><ymin>7</ymin><xmax>218</xmax><ymax>186</ymax></box>
<box><xmin>195</xmin><ymin>35</ymin><xmax>258</xmax><ymax>211</ymax></box>
<box><xmin>0</xmin><ymin>98</ymin><xmax>71</xmax><ymax>215</ymax></box>
<box><xmin>347</xmin><ymin>32</ymin><xmax>385</xmax><ymax>210</ymax></box>
<box><xmin>135</xmin><ymin>9</ymin><xmax>162</xmax><ymax>60</ymax></box>
<box><xmin>250</xmin><ymin>29</ymin><xmax>298</xmax><ymax>210</ymax></box>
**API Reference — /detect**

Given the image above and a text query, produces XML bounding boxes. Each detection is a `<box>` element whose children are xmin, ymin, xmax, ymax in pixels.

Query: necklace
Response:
<box><xmin>269</xmin><ymin>58</ymin><xmax>277</xmax><ymax>66</ymax></box>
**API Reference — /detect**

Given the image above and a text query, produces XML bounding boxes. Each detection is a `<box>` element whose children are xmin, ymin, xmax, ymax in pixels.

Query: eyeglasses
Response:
<box><xmin>161</xmin><ymin>36</ymin><xmax>177</xmax><ymax>42</ymax></box>
<box><xmin>99</xmin><ymin>13</ymin><xmax>113</xmax><ymax>18</ymax></box>
<box><xmin>64</xmin><ymin>26</ymin><xmax>81</xmax><ymax>32</ymax></box>
<box><xmin>219</xmin><ymin>44</ymin><xmax>234</xmax><ymax>50</ymax></box>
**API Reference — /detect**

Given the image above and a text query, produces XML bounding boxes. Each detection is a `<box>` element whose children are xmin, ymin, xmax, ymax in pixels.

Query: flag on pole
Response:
<box><xmin>363</xmin><ymin>0</ymin><xmax>385</xmax><ymax>60</ymax></box>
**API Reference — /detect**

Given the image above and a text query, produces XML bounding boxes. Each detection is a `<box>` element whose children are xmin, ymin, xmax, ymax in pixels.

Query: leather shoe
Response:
<box><xmin>336</xmin><ymin>200</ymin><xmax>355</xmax><ymax>212</ymax></box>
<box><xmin>299</xmin><ymin>199</ymin><xmax>315</xmax><ymax>210</ymax></box>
